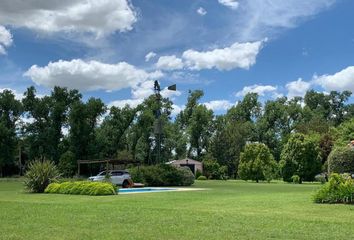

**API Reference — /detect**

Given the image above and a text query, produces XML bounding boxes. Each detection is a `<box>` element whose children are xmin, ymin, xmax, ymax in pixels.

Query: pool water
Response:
<box><xmin>118</xmin><ymin>187</ymin><xmax>177</xmax><ymax>194</ymax></box>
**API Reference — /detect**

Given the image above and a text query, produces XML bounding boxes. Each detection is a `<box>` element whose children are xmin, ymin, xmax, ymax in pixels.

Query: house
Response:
<box><xmin>166</xmin><ymin>158</ymin><xmax>203</xmax><ymax>176</ymax></box>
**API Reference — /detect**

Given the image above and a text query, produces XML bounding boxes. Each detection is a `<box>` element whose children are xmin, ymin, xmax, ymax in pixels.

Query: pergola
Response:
<box><xmin>77</xmin><ymin>159</ymin><xmax>140</xmax><ymax>175</ymax></box>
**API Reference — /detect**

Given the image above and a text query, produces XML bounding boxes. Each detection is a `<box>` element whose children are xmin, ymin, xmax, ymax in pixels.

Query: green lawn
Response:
<box><xmin>0</xmin><ymin>180</ymin><xmax>353</xmax><ymax>240</ymax></box>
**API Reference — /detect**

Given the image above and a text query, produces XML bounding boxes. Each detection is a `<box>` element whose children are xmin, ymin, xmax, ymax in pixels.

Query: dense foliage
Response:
<box><xmin>202</xmin><ymin>158</ymin><xmax>228</xmax><ymax>180</ymax></box>
<box><xmin>1</xmin><ymin>86</ymin><xmax>354</xmax><ymax>182</ymax></box>
<box><xmin>45</xmin><ymin>181</ymin><xmax>117</xmax><ymax>195</ymax></box>
<box><xmin>24</xmin><ymin>160</ymin><xmax>60</xmax><ymax>193</ymax></box>
<box><xmin>239</xmin><ymin>143</ymin><xmax>278</xmax><ymax>182</ymax></box>
<box><xmin>58</xmin><ymin>151</ymin><xmax>76</xmax><ymax>177</ymax></box>
<box><xmin>313</xmin><ymin>173</ymin><xmax>354</xmax><ymax>204</ymax></box>
<box><xmin>327</xmin><ymin>147</ymin><xmax>354</xmax><ymax>174</ymax></box>
<box><xmin>280</xmin><ymin>134</ymin><xmax>322</xmax><ymax>183</ymax></box>
<box><xmin>130</xmin><ymin>164</ymin><xmax>195</xmax><ymax>186</ymax></box>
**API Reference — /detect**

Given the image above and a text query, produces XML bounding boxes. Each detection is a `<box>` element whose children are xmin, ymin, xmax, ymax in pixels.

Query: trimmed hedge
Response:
<box><xmin>130</xmin><ymin>164</ymin><xmax>195</xmax><ymax>187</ymax></box>
<box><xmin>197</xmin><ymin>176</ymin><xmax>207</xmax><ymax>180</ymax></box>
<box><xmin>328</xmin><ymin>147</ymin><xmax>354</xmax><ymax>174</ymax></box>
<box><xmin>313</xmin><ymin>173</ymin><xmax>354</xmax><ymax>204</ymax></box>
<box><xmin>45</xmin><ymin>181</ymin><xmax>117</xmax><ymax>196</ymax></box>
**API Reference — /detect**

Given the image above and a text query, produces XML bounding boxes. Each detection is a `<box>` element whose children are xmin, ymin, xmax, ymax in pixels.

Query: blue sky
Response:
<box><xmin>0</xmin><ymin>0</ymin><xmax>354</xmax><ymax>115</ymax></box>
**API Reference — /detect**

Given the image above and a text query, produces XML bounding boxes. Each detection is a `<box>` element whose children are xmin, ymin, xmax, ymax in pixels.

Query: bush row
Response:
<box><xmin>313</xmin><ymin>173</ymin><xmax>354</xmax><ymax>204</ymax></box>
<box><xmin>129</xmin><ymin>164</ymin><xmax>194</xmax><ymax>187</ymax></box>
<box><xmin>45</xmin><ymin>181</ymin><xmax>117</xmax><ymax>196</ymax></box>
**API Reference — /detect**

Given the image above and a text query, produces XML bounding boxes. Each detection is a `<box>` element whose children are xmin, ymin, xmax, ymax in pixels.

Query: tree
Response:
<box><xmin>187</xmin><ymin>104</ymin><xmax>213</xmax><ymax>159</ymax></box>
<box><xmin>96</xmin><ymin>105</ymin><xmax>136</xmax><ymax>158</ymax></box>
<box><xmin>22</xmin><ymin>86</ymin><xmax>81</xmax><ymax>162</ymax></box>
<box><xmin>210</xmin><ymin>118</ymin><xmax>252</xmax><ymax>177</ymax></box>
<box><xmin>58</xmin><ymin>151</ymin><xmax>76</xmax><ymax>177</ymax></box>
<box><xmin>333</xmin><ymin>119</ymin><xmax>354</xmax><ymax>147</ymax></box>
<box><xmin>280</xmin><ymin>133</ymin><xmax>322</xmax><ymax>183</ymax></box>
<box><xmin>69</xmin><ymin>98</ymin><xmax>106</xmax><ymax>160</ymax></box>
<box><xmin>238</xmin><ymin>143</ymin><xmax>277</xmax><ymax>182</ymax></box>
<box><xmin>227</xmin><ymin>93</ymin><xmax>261</xmax><ymax>123</ymax></box>
<box><xmin>0</xmin><ymin>90</ymin><xmax>22</xmax><ymax>176</ymax></box>
<box><xmin>128</xmin><ymin>94</ymin><xmax>173</xmax><ymax>164</ymax></box>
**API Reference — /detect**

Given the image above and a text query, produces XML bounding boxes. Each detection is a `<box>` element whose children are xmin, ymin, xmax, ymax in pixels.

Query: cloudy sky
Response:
<box><xmin>0</xmin><ymin>0</ymin><xmax>354</xmax><ymax>115</ymax></box>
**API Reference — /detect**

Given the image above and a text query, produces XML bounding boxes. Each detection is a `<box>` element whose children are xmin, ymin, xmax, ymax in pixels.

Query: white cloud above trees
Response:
<box><xmin>286</xmin><ymin>78</ymin><xmax>311</xmax><ymax>99</ymax></box>
<box><xmin>313</xmin><ymin>66</ymin><xmax>354</xmax><ymax>92</ymax></box>
<box><xmin>236</xmin><ymin>84</ymin><xmax>280</xmax><ymax>98</ymax></box>
<box><xmin>203</xmin><ymin>100</ymin><xmax>234</xmax><ymax>111</ymax></box>
<box><xmin>24</xmin><ymin>59</ymin><xmax>159</xmax><ymax>92</ymax></box>
<box><xmin>155</xmin><ymin>55</ymin><xmax>184</xmax><ymax>71</ymax></box>
<box><xmin>0</xmin><ymin>26</ymin><xmax>12</xmax><ymax>54</ymax></box>
<box><xmin>0</xmin><ymin>0</ymin><xmax>137</xmax><ymax>37</ymax></box>
<box><xmin>182</xmin><ymin>40</ymin><xmax>264</xmax><ymax>71</ymax></box>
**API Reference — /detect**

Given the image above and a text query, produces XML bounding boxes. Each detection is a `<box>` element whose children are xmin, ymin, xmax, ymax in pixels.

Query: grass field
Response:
<box><xmin>0</xmin><ymin>180</ymin><xmax>353</xmax><ymax>240</ymax></box>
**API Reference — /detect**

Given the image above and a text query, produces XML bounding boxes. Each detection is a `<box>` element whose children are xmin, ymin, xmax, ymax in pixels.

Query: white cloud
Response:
<box><xmin>237</xmin><ymin>0</ymin><xmax>334</xmax><ymax>40</ymax></box>
<box><xmin>197</xmin><ymin>7</ymin><xmax>207</xmax><ymax>16</ymax></box>
<box><xmin>145</xmin><ymin>52</ymin><xmax>157</xmax><ymax>62</ymax></box>
<box><xmin>171</xmin><ymin>104</ymin><xmax>185</xmax><ymax>116</ymax></box>
<box><xmin>0</xmin><ymin>0</ymin><xmax>137</xmax><ymax>37</ymax></box>
<box><xmin>286</xmin><ymin>78</ymin><xmax>311</xmax><ymax>99</ymax></box>
<box><xmin>236</xmin><ymin>84</ymin><xmax>279</xmax><ymax>98</ymax></box>
<box><xmin>218</xmin><ymin>0</ymin><xmax>239</xmax><ymax>10</ymax></box>
<box><xmin>182</xmin><ymin>40</ymin><xmax>264</xmax><ymax>71</ymax></box>
<box><xmin>24</xmin><ymin>59</ymin><xmax>156</xmax><ymax>92</ymax></box>
<box><xmin>155</xmin><ymin>55</ymin><xmax>184</xmax><ymax>70</ymax></box>
<box><xmin>0</xmin><ymin>26</ymin><xmax>13</xmax><ymax>54</ymax></box>
<box><xmin>203</xmin><ymin>100</ymin><xmax>234</xmax><ymax>111</ymax></box>
<box><xmin>313</xmin><ymin>66</ymin><xmax>354</xmax><ymax>92</ymax></box>
<box><xmin>108</xmin><ymin>99</ymin><xmax>143</xmax><ymax>109</ymax></box>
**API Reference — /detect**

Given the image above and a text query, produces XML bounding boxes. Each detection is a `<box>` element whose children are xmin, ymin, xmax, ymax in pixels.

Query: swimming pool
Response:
<box><xmin>118</xmin><ymin>187</ymin><xmax>177</xmax><ymax>194</ymax></box>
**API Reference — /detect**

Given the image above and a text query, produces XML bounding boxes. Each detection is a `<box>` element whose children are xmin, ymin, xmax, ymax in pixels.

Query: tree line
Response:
<box><xmin>1</xmin><ymin>86</ymin><xmax>354</xmax><ymax>180</ymax></box>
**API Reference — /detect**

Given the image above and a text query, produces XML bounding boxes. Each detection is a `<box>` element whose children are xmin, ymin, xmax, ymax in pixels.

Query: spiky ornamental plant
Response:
<box><xmin>24</xmin><ymin>160</ymin><xmax>60</xmax><ymax>193</ymax></box>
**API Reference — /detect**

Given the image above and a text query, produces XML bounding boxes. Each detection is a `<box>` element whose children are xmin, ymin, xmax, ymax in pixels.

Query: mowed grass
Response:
<box><xmin>0</xmin><ymin>180</ymin><xmax>353</xmax><ymax>240</ymax></box>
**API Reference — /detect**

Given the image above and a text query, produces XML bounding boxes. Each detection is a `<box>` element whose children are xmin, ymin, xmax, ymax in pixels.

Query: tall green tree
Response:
<box><xmin>239</xmin><ymin>143</ymin><xmax>278</xmax><ymax>182</ymax></box>
<box><xmin>22</xmin><ymin>86</ymin><xmax>81</xmax><ymax>162</ymax></box>
<box><xmin>96</xmin><ymin>105</ymin><xmax>137</xmax><ymax>158</ymax></box>
<box><xmin>0</xmin><ymin>90</ymin><xmax>22</xmax><ymax>176</ymax></box>
<box><xmin>210</xmin><ymin>117</ymin><xmax>252</xmax><ymax>177</ymax></box>
<box><xmin>69</xmin><ymin>98</ymin><xmax>106</xmax><ymax>160</ymax></box>
<box><xmin>280</xmin><ymin>133</ymin><xmax>322</xmax><ymax>183</ymax></box>
<box><xmin>187</xmin><ymin>104</ymin><xmax>213</xmax><ymax>159</ymax></box>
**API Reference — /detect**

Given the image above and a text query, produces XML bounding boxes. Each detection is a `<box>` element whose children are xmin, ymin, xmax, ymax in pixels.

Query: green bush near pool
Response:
<box><xmin>45</xmin><ymin>181</ymin><xmax>117</xmax><ymax>196</ymax></box>
<box><xmin>313</xmin><ymin>173</ymin><xmax>354</xmax><ymax>204</ymax></box>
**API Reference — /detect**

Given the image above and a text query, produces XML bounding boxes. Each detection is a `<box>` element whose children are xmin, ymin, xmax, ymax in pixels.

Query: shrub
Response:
<box><xmin>203</xmin><ymin>159</ymin><xmax>227</xmax><ymax>180</ymax></box>
<box><xmin>24</xmin><ymin>160</ymin><xmax>60</xmax><ymax>193</ymax></box>
<box><xmin>58</xmin><ymin>151</ymin><xmax>76</xmax><ymax>177</ymax></box>
<box><xmin>239</xmin><ymin>143</ymin><xmax>278</xmax><ymax>182</ymax></box>
<box><xmin>45</xmin><ymin>181</ymin><xmax>117</xmax><ymax>196</ymax></box>
<box><xmin>178</xmin><ymin>167</ymin><xmax>195</xmax><ymax>186</ymax></box>
<box><xmin>328</xmin><ymin>147</ymin><xmax>354</xmax><ymax>174</ymax></box>
<box><xmin>197</xmin><ymin>176</ymin><xmax>207</xmax><ymax>180</ymax></box>
<box><xmin>313</xmin><ymin>173</ymin><xmax>354</xmax><ymax>204</ymax></box>
<box><xmin>291</xmin><ymin>175</ymin><xmax>301</xmax><ymax>184</ymax></box>
<box><xmin>280</xmin><ymin>133</ymin><xmax>322</xmax><ymax>183</ymax></box>
<box><xmin>195</xmin><ymin>169</ymin><xmax>202</xmax><ymax>179</ymax></box>
<box><xmin>130</xmin><ymin>164</ymin><xmax>194</xmax><ymax>186</ymax></box>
